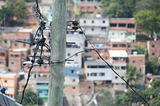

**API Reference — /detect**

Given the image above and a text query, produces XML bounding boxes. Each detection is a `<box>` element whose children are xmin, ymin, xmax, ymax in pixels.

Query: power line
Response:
<box><xmin>20</xmin><ymin>65</ymin><xmax>33</xmax><ymax>104</ymax></box>
<box><xmin>79</xmin><ymin>26</ymin><xmax>151</xmax><ymax>106</ymax></box>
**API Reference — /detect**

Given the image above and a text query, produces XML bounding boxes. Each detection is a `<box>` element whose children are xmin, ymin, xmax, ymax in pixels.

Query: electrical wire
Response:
<box><xmin>20</xmin><ymin>65</ymin><xmax>33</xmax><ymax>104</ymax></box>
<box><xmin>78</xmin><ymin>26</ymin><xmax>151</xmax><ymax>106</ymax></box>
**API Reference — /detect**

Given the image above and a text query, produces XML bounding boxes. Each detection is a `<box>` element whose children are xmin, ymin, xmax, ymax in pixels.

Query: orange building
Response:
<box><xmin>0</xmin><ymin>47</ymin><xmax>8</xmax><ymax>69</ymax></box>
<box><xmin>8</xmin><ymin>42</ymin><xmax>30</xmax><ymax>71</ymax></box>
<box><xmin>0</xmin><ymin>73</ymin><xmax>17</xmax><ymax>99</ymax></box>
<box><xmin>128</xmin><ymin>54</ymin><xmax>146</xmax><ymax>85</ymax></box>
<box><xmin>147</xmin><ymin>41</ymin><xmax>160</xmax><ymax>58</ymax></box>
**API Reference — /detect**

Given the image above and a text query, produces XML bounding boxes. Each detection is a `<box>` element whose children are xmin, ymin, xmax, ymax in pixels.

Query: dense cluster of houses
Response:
<box><xmin>0</xmin><ymin>0</ymin><xmax>160</xmax><ymax>105</ymax></box>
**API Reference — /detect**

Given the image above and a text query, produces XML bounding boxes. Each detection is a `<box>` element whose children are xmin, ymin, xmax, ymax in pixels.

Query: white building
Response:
<box><xmin>109</xmin><ymin>50</ymin><xmax>128</xmax><ymax>89</ymax></box>
<box><xmin>84</xmin><ymin>60</ymin><xmax>112</xmax><ymax>81</ymax></box>
<box><xmin>79</xmin><ymin>17</ymin><xmax>109</xmax><ymax>37</ymax></box>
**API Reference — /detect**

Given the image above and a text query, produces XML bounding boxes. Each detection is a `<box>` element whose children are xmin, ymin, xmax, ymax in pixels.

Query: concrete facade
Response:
<box><xmin>0</xmin><ymin>73</ymin><xmax>17</xmax><ymax>99</ymax></box>
<box><xmin>80</xmin><ymin>17</ymin><xmax>109</xmax><ymax>37</ymax></box>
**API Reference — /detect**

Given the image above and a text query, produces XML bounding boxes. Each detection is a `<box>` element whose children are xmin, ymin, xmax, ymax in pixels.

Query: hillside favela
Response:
<box><xmin>0</xmin><ymin>0</ymin><xmax>160</xmax><ymax>106</ymax></box>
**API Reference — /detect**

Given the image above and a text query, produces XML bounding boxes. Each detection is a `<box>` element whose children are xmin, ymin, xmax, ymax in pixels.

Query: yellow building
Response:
<box><xmin>0</xmin><ymin>73</ymin><xmax>17</xmax><ymax>99</ymax></box>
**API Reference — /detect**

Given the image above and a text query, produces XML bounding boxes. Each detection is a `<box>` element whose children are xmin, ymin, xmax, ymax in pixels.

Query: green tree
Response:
<box><xmin>16</xmin><ymin>89</ymin><xmax>43</xmax><ymax>106</ymax></box>
<box><xmin>99</xmin><ymin>88</ymin><xmax>115</xmax><ymax>106</ymax></box>
<box><xmin>115</xmin><ymin>88</ymin><xmax>143</xmax><ymax>106</ymax></box>
<box><xmin>146</xmin><ymin>57</ymin><xmax>160</xmax><ymax>75</ymax></box>
<box><xmin>136</xmin><ymin>0</ymin><xmax>160</xmax><ymax>14</ymax></box>
<box><xmin>101</xmin><ymin>0</ymin><xmax>138</xmax><ymax>18</ymax></box>
<box><xmin>134</xmin><ymin>44</ymin><xmax>147</xmax><ymax>56</ymax></box>
<box><xmin>126</xmin><ymin>64</ymin><xmax>141</xmax><ymax>86</ymax></box>
<box><xmin>0</xmin><ymin>0</ymin><xmax>27</xmax><ymax>26</ymax></box>
<box><xmin>142</xmin><ymin>79</ymin><xmax>160</xmax><ymax>106</ymax></box>
<box><xmin>135</xmin><ymin>10</ymin><xmax>160</xmax><ymax>40</ymax></box>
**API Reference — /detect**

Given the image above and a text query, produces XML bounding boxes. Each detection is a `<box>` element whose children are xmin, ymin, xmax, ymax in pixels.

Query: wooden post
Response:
<box><xmin>47</xmin><ymin>0</ymin><xmax>66</xmax><ymax>106</ymax></box>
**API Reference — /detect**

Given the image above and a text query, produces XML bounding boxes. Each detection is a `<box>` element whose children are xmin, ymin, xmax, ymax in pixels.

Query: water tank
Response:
<box><xmin>133</xmin><ymin>51</ymin><xmax>137</xmax><ymax>55</ymax></box>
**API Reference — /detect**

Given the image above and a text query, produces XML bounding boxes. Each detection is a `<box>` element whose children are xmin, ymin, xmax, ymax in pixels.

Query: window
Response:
<box><xmin>70</xmin><ymin>70</ymin><xmax>75</xmax><ymax>73</ymax></box>
<box><xmin>43</xmin><ymin>75</ymin><xmax>47</xmax><ymax>77</ymax></box>
<box><xmin>81</xmin><ymin>6</ymin><xmax>84</xmax><ymax>9</ymax></box>
<box><xmin>73</xmin><ymin>79</ymin><xmax>75</xmax><ymax>82</ymax></box>
<box><xmin>88</xmin><ymin>86</ymin><xmax>91</xmax><ymax>89</ymax></box>
<box><xmin>63</xmin><ymin>86</ymin><xmax>65</xmax><ymax>89</ymax></box>
<box><xmin>23</xmin><ymin>44</ymin><xmax>26</xmax><ymax>47</ymax></box>
<box><xmin>92</xmin><ymin>20</ymin><xmax>94</xmax><ymax>23</ymax></box>
<box><xmin>4</xmin><ymin>80</ymin><xmax>7</xmax><ymax>83</ymax></box>
<box><xmin>152</xmin><ymin>53</ymin><xmax>155</xmax><ymax>56</ymax></box>
<box><xmin>0</xmin><ymin>62</ymin><xmax>2</xmax><ymax>64</ymax></box>
<box><xmin>4</xmin><ymin>40</ymin><xmax>7</xmax><ymax>44</ymax></box>
<box><xmin>121</xmin><ymin>66</ymin><xmax>126</xmax><ymax>70</ymax></box>
<box><xmin>120</xmin><ymin>57</ymin><xmax>125</xmax><ymax>61</ymax></box>
<box><xmin>113</xmin><ymin>57</ymin><xmax>118</xmax><ymax>61</ymax></box>
<box><xmin>67</xmin><ymin>53</ymin><xmax>71</xmax><ymax>56</ymax></box>
<box><xmin>87</xmin><ymin>73</ymin><xmax>89</xmax><ymax>76</ymax></box>
<box><xmin>119</xmin><ymin>44</ymin><xmax>126</xmax><ymax>47</ymax></box>
<box><xmin>34</xmin><ymin>74</ymin><xmax>36</xmax><ymax>78</ymax></box>
<box><xmin>88</xmin><ymin>6</ymin><xmax>90</xmax><ymax>9</ymax></box>
<box><xmin>91</xmin><ymin>28</ymin><xmax>94</xmax><ymax>31</ymax></box>
<box><xmin>15</xmin><ymin>43</ymin><xmax>17</xmax><ymax>47</ymax></box>
<box><xmin>21</xmin><ymin>54</ymin><xmax>24</xmax><ymax>57</ymax></box>
<box><xmin>103</xmin><ymin>20</ymin><xmax>105</xmax><ymax>23</ymax></box>
<box><xmin>152</xmin><ymin>45</ymin><xmax>155</xmax><ymax>48</ymax></box>
<box><xmin>99</xmin><ymin>73</ymin><xmax>105</xmax><ymax>76</ymax></box>
<box><xmin>115</xmin><ymin>66</ymin><xmax>120</xmax><ymax>70</ymax></box>
<box><xmin>128</xmin><ymin>24</ymin><xmax>135</xmax><ymax>28</ymax></box>
<box><xmin>91</xmin><ymin>73</ymin><xmax>97</xmax><ymax>76</ymax></box>
<box><xmin>113</xmin><ymin>44</ymin><xmax>117</xmax><ymax>47</ymax></box>
<box><xmin>44</xmin><ymin>66</ymin><xmax>47</xmax><ymax>69</ymax></box>
<box><xmin>115</xmin><ymin>76</ymin><xmax>118</xmax><ymax>79</ymax></box>
<box><xmin>84</xmin><ymin>20</ymin><xmax>86</xmax><ymax>23</ymax></box>
<box><xmin>85</xmin><ymin>49</ymin><xmax>92</xmax><ymax>52</ymax></box>
<box><xmin>97</xmin><ymin>49</ymin><xmax>101</xmax><ymax>52</ymax></box>
<box><xmin>72</xmin><ymin>87</ymin><xmax>75</xmax><ymax>89</ymax></box>
<box><xmin>11</xmin><ymin>62</ymin><xmax>14</xmax><ymax>64</ymax></box>
<box><xmin>133</xmin><ymin>60</ymin><xmax>135</xmax><ymax>63</ymax></box>
<box><xmin>110</xmin><ymin>23</ymin><xmax>117</xmax><ymax>27</ymax></box>
<box><xmin>119</xmin><ymin>23</ymin><xmax>126</xmax><ymax>27</ymax></box>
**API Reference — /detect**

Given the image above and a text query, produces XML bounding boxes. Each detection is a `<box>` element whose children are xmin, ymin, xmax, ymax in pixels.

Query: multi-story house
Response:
<box><xmin>8</xmin><ymin>42</ymin><xmax>30</xmax><ymax>71</ymax></box>
<box><xmin>147</xmin><ymin>41</ymin><xmax>160</xmax><ymax>58</ymax></box>
<box><xmin>74</xmin><ymin>0</ymin><xmax>102</xmax><ymax>14</ymax></box>
<box><xmin>108</xmin><ymin>18</ymin><xmax>136</xmax><ymax>41</ymax></box>
<box><xmin>85</xmin><ymin>37</ymin><xmax>110</xmax><ymax>61</ymax></box>
<box><xmin>80</xmin><ymin>17</ymin><xmax>109</xmax><ymax>38</ymax></box>
<box><xmin>128</xmin><ymin>53</ymin><xmax>146</xmax><ymax>85</ymax></box>
<box><xmin>2</xmin><ymin>28</ymin><xmax>33</xmax><ymax>48</ymax></box>
<box><xmin>84</xmin><ymin>60</ymin><xmax>112</xmax><ymax>85</ymax></box>
<box><xmin>108</xmin><ymin>50</ymin><xmax>128</xmax><ymax>89</ymax></box>
<box><xmin>36</xmin><ymin>78</ymin><xmax>48</xmax><ymax>105</ymax></box>
<box><xmin>0</xmin><ymin>47</ymin><xmax>8</xmax><ymax>70</ymax></box>
<box><xmin>0</xmin><ymin>73</ymin><xmax>17</xmax><ymax>99</ymax></box>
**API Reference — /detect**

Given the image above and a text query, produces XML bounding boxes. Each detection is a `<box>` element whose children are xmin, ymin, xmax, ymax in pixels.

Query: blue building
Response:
<box><xmin>65</xmin><ymin>66</ymin><xmax>79</xmax><ymax>77</ymax></box>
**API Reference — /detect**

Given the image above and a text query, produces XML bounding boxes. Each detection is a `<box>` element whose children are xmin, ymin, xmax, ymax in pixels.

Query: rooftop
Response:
<box><xmin>12</xmin><ymin>48</ymin><xmax>27</xmax><ymax>52</ymax></box>
<box><xmin>0</xmin><ymin>73</ymin><xmax>17</xmax><ymax>77</ymax></box>
<box><xmin>109</xmin><ymin>50</ymin><xmax>128</xmax><ymax>57</ymax></box>
<box><xmin>19</xmin><ymin>78</ymin><xmax>36</xmax><ymax>84</ymax></box>
<box><xmin>110</xmin><ymin>38</ymin><xmax>131</xmax><ymax>43</ymax></box>
<box><xmin>85</xmin><ymin>60</ymin><xmax>111</xmax><ymax>66</ymax></box>
<box><xmin>36</xmin><ymin>77</ymin><xmax>49</xmax><ymax>83</ymax></box>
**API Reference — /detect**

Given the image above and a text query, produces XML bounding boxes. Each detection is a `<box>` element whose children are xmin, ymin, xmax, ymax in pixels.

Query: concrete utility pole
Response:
<box><xmin>47</xmin><ymin>0</ymin><xmax>67</xmax><ymax>106</ymax></box>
